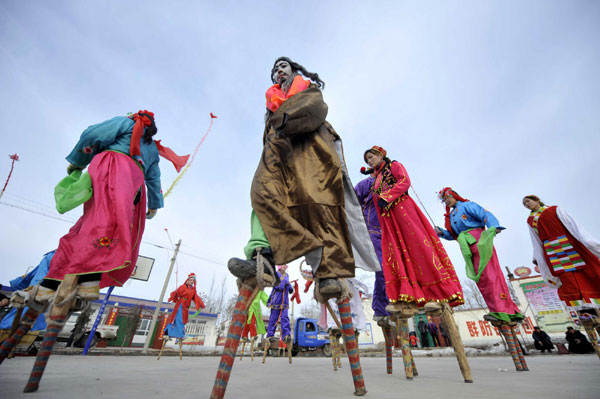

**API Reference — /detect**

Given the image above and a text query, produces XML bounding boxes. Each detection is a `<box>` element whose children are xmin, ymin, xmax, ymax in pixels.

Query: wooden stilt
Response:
<box><xmin>262</xmin><ymin>337</ymin><xmax>270</xmax><ymax>364</ymax></box>
<box><xmin>579</xmin><ymin>313</ymin><xmax>600</xmax><ymax>357</ymax></box>
<box><xmin>287</xmin><ymin>338</ymin><xmax>292</xmax><ymax>364</ymax></box>
<box><xmin>439</xmin><ymin>304</ymin><xmax>473</xmax><ymax>383</ymax></box>
<box><xmin>383</xmin><ymin>324</ymin><xmax>393</xmax><ymax>375</ymax></box>
<box><xmin>499</xmin><ymin>323</ymin><xmax>523</xmax><ymax>371</ymax></box>
<box><xmin>580</xmin><ymin>317</ymin><xmax>600</xmax><ymax>360</ymax></box>
<box><xmin>239</xmin><ymin>339</ymin><xmax>246</xmax><ymax>360</ymax></box>
<box><xmin>250</xmin><ymin>337</ymin><xmax>256</xmax><ymax>361</ymax></box>
<box><xmin>157</xmin><ymin>338</ymin><xmax>167</xmax><ymax>360</ymax></box>
<box><xmin>178</xmin><ymin>339</ymin><xmax>183</xmax><ymax>360</ymax></box>
<box><xmin>509</xmin><ymin>323</ymin><xmax>528</xmax><ymax>370</ymax></box>
<box><xmin>336</xmin><ymin>333</ymin><xmax>343</xmax><ymax>369</ymax></box>
<box><xmin>0</xmin><ymin>307</ymin><xmax>41</xmax><ymax>364</ymax></box>
<box><xmin>329</xmin><ymin>332</ymin><xmax>338</xmax><ymax>371</ymax></box>
<box><xmin>397</xmin><ymin>317</ymin><xmax>414</xmax><ymax>380</ymax></box>
<box><xmin>24</xmin><ymin>275</ymin><xmax>79</xmax><ymax>393</ymax></box>
<box><xmin>338</xmin><ymin>297</ymin><xmax>367</xmax><ymax>396</ymax></box>
<box><xmin>210</xmin><ymin>283</ymin><xmax>256</xmax><ymax>399</ymax></box>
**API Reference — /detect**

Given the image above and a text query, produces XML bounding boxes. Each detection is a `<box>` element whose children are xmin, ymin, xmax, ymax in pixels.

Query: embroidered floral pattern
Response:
<box><xmin>499</xmin><ymin>293</ymin><xmax>507</xmax><ymax>300</ymax></box>
<box><xmin>83</xmin><ymin>146</ymin><xmax>94</xmax><ymax>154</ymax></box>
<box><xmin>92</xmin><ymin>236</ymin><xmax>120</xmax><ymax>249</ymax></box>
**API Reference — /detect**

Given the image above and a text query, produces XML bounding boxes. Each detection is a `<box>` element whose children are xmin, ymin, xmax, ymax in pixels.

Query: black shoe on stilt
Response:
<box><xmin>227</xmin><ymin>247</ymin><xmax>279</xmax><ymax>286</ymax></box>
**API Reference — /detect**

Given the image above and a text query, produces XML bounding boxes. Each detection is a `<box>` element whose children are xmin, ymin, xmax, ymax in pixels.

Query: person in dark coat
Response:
<box><xmin>565</xmin><ymin>327</ymin><xmax>594</xmax><ymax>354</ymax></box>
<box><xmin>532</xmin><ymin>326</ymin><xmax>554</xmax><ymax>352</ymax></box>
<box><xmin>418</xmin><ymin>319</ymin><xmax>430</xmax><ymax>348</ymax></box>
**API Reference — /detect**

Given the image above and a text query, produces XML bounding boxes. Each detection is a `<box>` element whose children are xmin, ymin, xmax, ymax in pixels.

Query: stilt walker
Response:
<box><xmin>436</xmin><ymin>187</ymin><xmax>524</xmax><ymax>372</ymax></box>
<box><xmin>361</xmin><ymin>148</ymin><xmax>469</xmax><ymax>382</ymax></box>
<box><xmin>263</xmin><ymin>265</ymin><xmax>293</xmax><ymax>362</ymax></box>
<box><xmin>160</xmin><ymin>273</ymin><xmax>205</xmax><ymax>360</ymax></box>
<box><xmin>239</xmin><ymin>289</ymin><xmax>268</xmax><ymax>361</ymax></box>
<box><xmin>523</xmin><ymin>195</ymin><xmax>600</xmax><ymax>359</ymax></box>
<box><xmin>217</xmin><ymin>57</ymin><xmax>380</xmax><ymax>398</ymax></box>
<box><xmin>9</xmin><ymin>111</ymin><xmax>187</xmax><ymax>393</ymax></box>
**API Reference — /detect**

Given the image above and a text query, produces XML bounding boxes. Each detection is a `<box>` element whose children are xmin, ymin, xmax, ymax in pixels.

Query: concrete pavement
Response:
<box><xmin>1</xmin><ymin>354</ymin><xmax>598</xmax><ymax>398</ymax></box>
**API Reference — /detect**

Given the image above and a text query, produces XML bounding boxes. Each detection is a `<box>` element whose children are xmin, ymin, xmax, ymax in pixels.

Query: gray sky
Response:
<box><xmin>1</xmin><ymin>1</ymin><xmax>599</xmax><ymax>307</ymax></box>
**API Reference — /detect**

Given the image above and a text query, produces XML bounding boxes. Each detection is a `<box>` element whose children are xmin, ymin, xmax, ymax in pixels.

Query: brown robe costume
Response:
<box><xmin>251</xmin><ymin>85</ymin><xmax>372</xmax><ymax>279</ymax></box>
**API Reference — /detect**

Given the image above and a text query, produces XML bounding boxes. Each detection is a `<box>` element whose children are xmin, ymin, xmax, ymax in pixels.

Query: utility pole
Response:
<box><xmin>142</xmin><ymin>239</ymin><xmax>181</xmax><ymax>353</ymax></box>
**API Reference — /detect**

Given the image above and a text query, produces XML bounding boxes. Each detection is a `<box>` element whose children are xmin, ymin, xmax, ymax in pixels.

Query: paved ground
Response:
<box><xmin>1</xmin><ymin>354</ymin><xmax>598</xmax><ymax>399</ymax></box>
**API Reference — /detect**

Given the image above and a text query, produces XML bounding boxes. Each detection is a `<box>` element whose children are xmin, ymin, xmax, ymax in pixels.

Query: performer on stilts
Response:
<box><xmin>523</xmin><ymin>195</ymin><xmax>600</xmax><ymax>358</ymax></box>
<box><xmin>266</xmin><ymin>265</ymin><xmax>293</xmax><ymax>347</ymax></box>
<box><xmin>212</xmin><ymin>57</ymin><xmax>379</xmax><ymax>399</ymax></box>
<box><xmin>7</xmin><ymin>111</ymin><xmax>187</xmax><ymax>392</ymax></box>
<box><xmin>363</xmin><ymin>147</ymin><xmax>471</xmax><ymax>382</ymax></box>
<box><xmin>435</xmin><ymin>187</ymin><xmax>526</xmax><ymax>371</ymax></box>
<box><xmin>161</xmin><ymin>273</ymin><xmax>205</xmax><ymax>356</ymax></box>
<box><xmin>33</xmin><ymin>111</ymin><xmax>186</xmax><ymax>302</ymax></box>
<box><xmin>436</xmin><ymin>188</ymin><xmax>522</xmax><ymax>322</ymax></box>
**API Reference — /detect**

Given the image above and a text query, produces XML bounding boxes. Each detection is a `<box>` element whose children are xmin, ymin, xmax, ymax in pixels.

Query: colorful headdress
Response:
<box><xmin>437</xmin><ymin>187</ymin><xmax>468</xmax><ymax>203</ymax></box>
<box><xmin>129</xmin><ymin>110</ymin><xmax>155</xmax><ymax>158</ymax></box>
<box><xmin>438</xmin><ymin>187</ymin><xmax>469</xmax><ymax>239</ymax></box>
<box><xmin>363</xmin><ymin>145</ymin><xmax>387</xmax><ymax>162</ymax></box>
<box><xmin>129</xmin><ymin>110</ymin><xmax>190</xmax><ymax>173</ymax></box>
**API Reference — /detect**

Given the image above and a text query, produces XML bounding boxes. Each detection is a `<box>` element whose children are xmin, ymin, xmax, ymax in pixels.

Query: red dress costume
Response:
<box><xmin>372</xmin><ymin>156</ymin><xmax>463</xmax><ymax>306</ymax></box>
<box><xmin>166</xmin><ymin>274</ymin><xmax>205</xmax><ymax>325</ymax></box>
<box><xmin>528</xmin><ymin>206</ymin><xmax>600</xmax><ymax>305</ymax></box>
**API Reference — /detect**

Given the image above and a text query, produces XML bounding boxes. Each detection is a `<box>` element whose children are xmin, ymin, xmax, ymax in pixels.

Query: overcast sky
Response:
<box><xmin>1</xmin><ymin>1</ymin><xmax>599</xmax><ymax>311</ymax></box>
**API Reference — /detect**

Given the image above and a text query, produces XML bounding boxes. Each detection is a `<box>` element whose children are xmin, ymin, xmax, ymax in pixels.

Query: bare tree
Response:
<box><xmin>455</xmin><ymin>279</ymin><xmax>487</xmax><ymax>310</ymax></box>
<box><xmin>299</xmin><ymin>299</ymin><xmax>321</xmax><ymax>319</ymax></box>
<box><xmin>200</xmin><ymin>273</ymin><xmax>229</xmax><ymax>314</ymax></box>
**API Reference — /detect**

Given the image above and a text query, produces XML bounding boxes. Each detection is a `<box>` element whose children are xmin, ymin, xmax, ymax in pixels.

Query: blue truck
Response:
<box><xmin>291</xmin><ymin>317</ymin><xmax>332</xmax><ymax>357</ymax></box>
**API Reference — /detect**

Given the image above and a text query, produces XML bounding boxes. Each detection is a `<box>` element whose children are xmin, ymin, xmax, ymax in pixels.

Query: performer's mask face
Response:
<box><xmin>272</xmin><ymin>60</ymin><xmax>293</xmax><ymax>86</ymax></box>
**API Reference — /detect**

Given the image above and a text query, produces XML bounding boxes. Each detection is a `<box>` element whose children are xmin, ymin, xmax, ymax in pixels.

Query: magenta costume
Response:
<box><xmin>354</xmin><ymin>176</ymin><xmax>389</xmax><ymax>317</ymax></box>
<box><xmin>46</xmin><ymin>116</ymin><xmax>163</xmax><ymax>288</ymax></box>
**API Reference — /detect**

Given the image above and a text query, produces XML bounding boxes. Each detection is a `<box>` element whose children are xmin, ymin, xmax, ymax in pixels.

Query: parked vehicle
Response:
<box><xmin>291</xmin><ymin>317</ymin><xmax>331</xmax><ymax>357</ymax></box>
<box><xmin>56</xmin><ymin>311</ymin><xmax>119</xmax><ymax>348</ymax></box>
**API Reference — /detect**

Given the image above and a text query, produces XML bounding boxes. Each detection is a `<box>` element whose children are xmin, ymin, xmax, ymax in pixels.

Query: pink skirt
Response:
<box><xmin>46</xmin><ymin>151</ymin><xmax>146</xmax><ymax>288</ymax></box>
<box><xmin>469</xmin><ymin>229</ymin><xmax>521</xmax><ymax>316</ymax></box>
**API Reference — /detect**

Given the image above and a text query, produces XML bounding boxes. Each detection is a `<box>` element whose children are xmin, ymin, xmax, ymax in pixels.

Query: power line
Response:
<box><xmin>1</xmin><ymin>199</ymin><xmax>226</xmax><ymax>267</ymax></box>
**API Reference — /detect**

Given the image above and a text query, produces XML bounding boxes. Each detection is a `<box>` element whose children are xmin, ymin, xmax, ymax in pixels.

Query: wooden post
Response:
<box><xmin>440</xmin><ymin>304</ymin><xmax>473</xmax><ymax>383</ymax></box>
<box><xmin>24</xmin><ymin>275</ymin><xmax>79</xmax><ymax>393</ymax></box>
<box><xmin>509</xmin><ymin>324</ymin><xmax>528</xmax><ymax>370</ymax></box>
<box><xmin>0</xmin><ymin>307</ymin><xmax>41</xmax><ymax>364</ymax></box>
<box><xmin>210</xmin><ymin>283</ymin><xmax>257</xmax><ymax>399</ymax></box>
<box><xmin>338</xmin><ymin>297</ymin><xmax>367</xmax><ymax>396</ymax></box>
